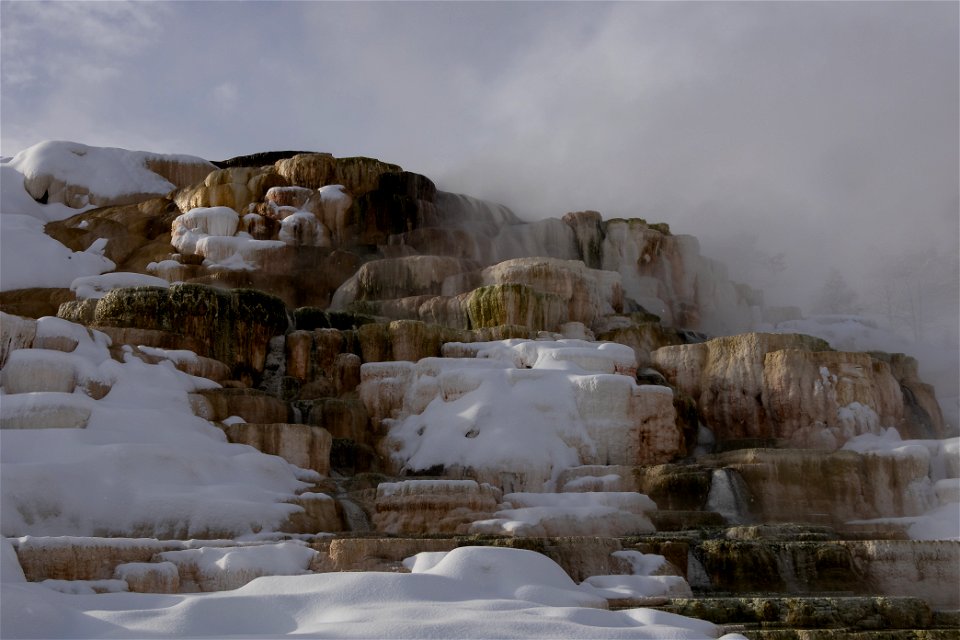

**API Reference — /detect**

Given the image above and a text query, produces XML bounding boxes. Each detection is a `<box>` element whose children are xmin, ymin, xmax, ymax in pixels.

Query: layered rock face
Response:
<box><xmin>360</xmin><ymin>339</ymin><xmax>681</xmax><ymax>492</ymax></box>
<box><xmin>652</xmin><ymin>332</ymin><xmax>944</xmax><ymax>449</ymax></box>
<box><xmin>22</xmin><ymin>145</ymin><xmax>763</xmax><ymax>335</ymax></box>
<box><xmin>372</xmin><ymin>480</ymin><xmax>501</xmax><ymax>535</ymax></box>
<box><xmin>2</xmin><ymin>143</ymin><xmax>956</xmax><ymax>635</ymax></box>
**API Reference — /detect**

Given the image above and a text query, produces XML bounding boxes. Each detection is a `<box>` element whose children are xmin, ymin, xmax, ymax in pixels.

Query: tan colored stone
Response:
<box><xmin>14</xmin><ymin>537</ymin><xmax>178</xmax><ymax>581</ymax></box>
<box><xmin>318</xmin><ymin>538</ymin><xmax>458</xmax><ymax>572</ymax></box>
<box><xmin>0</xmin><ymin>311</ymin><xmax>37</xmax><ymax>367</ymax></box>
<box><xmin>479</xmin><ymin>257</ymin><xmax>623</xmax><ymax>327</ymax></box>
<box><xmin>221</xmin><ymin>422</ymin><xmax>332</xmax><ymax>475</ymax></box>
<box><xmin>114</xmin><ymin>561</ymin><xmax>180</xmax><ymax>594</ymax></box>
<box><xmin>193</xmin><ymin>388</ymin><xmax>288</xmax><ymax>423</ymax></box>
<box><xmin>281</xmin><ymin>493</ymin><xmax>343</xmax><ymax>534</ymax></box>
<box><xmin>762</xmin><ymin>349</ymin><xmax>903</xmax><ymax>448</ymax></box>
<box><xmin>373</xmin><ymin>480</ymin><xmax>502</xmax><ymax>535</ymax></box>
<box><xmin>652</xmin><ymin>333</ymin><xmax>908</xmax><ymax>448</ymax></box>
<box><xmin>144</xmin><ymin>157</ymin><xmax>215</xmax><ymax>191</ymax></box>
<box><xmin>332</xmin><ymin>255</ymin><xmax>467</xmax><ymax>309</ymax></box>
<box><xmin>710</xmin><ymin>448</ymin><xmax>935</xmax><ymax>525</ymax></box>
<box><xmin>0</xmin><ymin>288</ymin><xmax>76</xmax><ymax>320</ymax></box>
<box><xmin>173</xmin><ymin>167</ymin><xmax>286</xmax><ymax>213</ymax></box>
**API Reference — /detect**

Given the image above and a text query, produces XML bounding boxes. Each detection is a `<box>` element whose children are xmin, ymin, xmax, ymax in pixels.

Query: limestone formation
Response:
<box><xmin>363</xmin><ymin>340</ymin><xmax>683</xmax><ymax>490</ymax></box>
<box><xmin>653</xmin><ymin>333</ymin><xmax>914</xmax><ymax>449</ymax></box>
<box><xmin>372</xmin><ymin>480</ymin><xmax>502</xmax><ymax>535</ymax></box>
<box><xmin>563</xmin><ymin>211</ymin><xmax>606</xmax><ymax>269</ymax></box>
<box><xmin>4</xmin><ymin>142</ymin><xmax>956</xmax><ymax>633</ymax></box>
<box><xmin>0</xmin><ymin>392</ymin><xmax>93</xmax><ymax>429</ymax></box>
<box><xmin>461</xmin><ymin>284</ymin><xmax>567</xmax><ymax>332</ymax></box>
<box><xmin>710</xmin><ymin>448</ymin><xmax>936</xmax><ymax>525</ymax></box>
<box><xmin>114</xmin><ymin>562</ymin><xmax>180</xmax><ymax>594</ymax></box>
<box><xmin>478</xmin><ymin>257</ymin><xmax>624</xmax><ymax>327</ymax></box>
<box><xmin>191</xmin><ymin>388</ymin><xmax>289</xmax><ymax>424</ymax></box>
<box><xmin>172</xmin><ymin>166</ymin><xmax>287</xmax><ymax>214</ymax></box>
<box><xmin>0</xmin><ymin>348</ymin><xmax>110</xmax><ymax>398</ymax></box>
<box><xmin>157</xmin><ymin>542</ymin><xmax>317</xmax><ymax>592</ymax></box>
<box><xmin>44</xmin><ymin>197</ymin><xmax>183</xmax><ymax>273</ymax></box>
<box><xmin>0</xmin><ymin>311</ymin><xmax>37</xmax><ymax>368</ymax></box>
<box><xmin>280</xmin><ymin>493</ymin><xmax>343</xmax><ymax>535</ymax></box>
<box><xmin>221</xmin><ymin>423</ymin><xmax>332</xmax><ymax>476</ymax></box>
<box><xmin>469</xmin><ymin>492</ymin><xmax>657</xmax><ymax>537</ymax></box>
<box><xmin>871</xmin><ymin>351</ymin><xmax>947</xmax><ymax>439</ymax></box>
<box><xmin>13</xmin><ymin>537</ymin><xmax>179</xmax><ymax>582</ymax></box>
<box><xmin>89</xmin><ymin>284</ymin><xmax>289</xmax><ymax>380</ymax></box>
<box><xmin>274</xmin><ymin>154</ymin><xmax>402</xmax><ymax>196</ymax></box>
<box><xmin>331</xmin><ymin>255</ymin><xmax>468</xmax><ymax>308</ymax></box>
<box><xmin>316</xmin><ymin>538</ymin><xmax>459</xmax><ymax>573</ymax></box>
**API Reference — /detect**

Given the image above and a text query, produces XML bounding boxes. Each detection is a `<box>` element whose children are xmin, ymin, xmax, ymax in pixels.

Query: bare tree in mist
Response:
<box><xmin>863</xmin><ymin>247</ymin><xmax>960</xmax><ymax>344</ymax></box>
<box><xmin>814</xmin><ymin>268</ymin><xmax>860</xmax><ymax>315</ymax></box>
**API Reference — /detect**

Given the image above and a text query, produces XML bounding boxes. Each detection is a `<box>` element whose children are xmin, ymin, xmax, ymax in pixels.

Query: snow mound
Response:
<box><xmin>6</xmin><ymin>140</ymin><xmax>211</xmax><ymax>207</ymax></box>
<box><xmin>0</xmin><ymin>546</ymin><xmax>729</xmax><ymax>638</ymax></box>
<box><xmin>171</xmin><ymin>206</ymin><xmax>286</xmax><ymax>271</ymax></box>
<box><xmin>0</xmin><ymin>317</ymin><xmax>316</xmax><ymax>538</ymax></box>
<box><xmin>364</xmin><ymin>339</ymin><xmax>676</xmax><ymax>491</ymax></box>
<box><xmin>70</xmin><ymin>272</ymin><xmax>170</xmax><ymax>300</ymax></box>
<box><xmin>0</xmin><ymin>214</ymin><xmax>115</xmax><ymax>290</ymax></box>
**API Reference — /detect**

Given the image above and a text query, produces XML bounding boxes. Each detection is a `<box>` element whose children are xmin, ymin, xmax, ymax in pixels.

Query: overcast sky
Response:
<box><xmin>1</xmin><ymin>1</ymin><xmax>957</xmax><ymax>322</ymax></box>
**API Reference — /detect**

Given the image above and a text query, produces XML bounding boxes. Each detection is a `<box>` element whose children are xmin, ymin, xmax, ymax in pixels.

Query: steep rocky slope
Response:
<box><xmin>1</xmin><ymin>141</ymin><xmax>956</xmax><ymax>638</ymax></box>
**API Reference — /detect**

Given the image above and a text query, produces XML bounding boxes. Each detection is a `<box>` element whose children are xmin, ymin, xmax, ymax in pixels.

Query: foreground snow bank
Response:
<box><xmin>1</xmin><ymin>546</ymin><xmax>738</xmax><ymax>639</ymax></box>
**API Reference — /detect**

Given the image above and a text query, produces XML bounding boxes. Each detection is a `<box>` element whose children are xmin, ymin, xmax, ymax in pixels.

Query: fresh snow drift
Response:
<box><xmin>364</xmin><ymin>339</ymin><xmax>675</xmax><ymax>491</ymax></box>
<box><xmin>1</xmin><ymin>546</ymin><xmax>738</xmax><ymax>640</ymax></box>
<box><xmin>0</xmin><ymin>316</ymin><xmax>317</xmax><ymax>539</ymax></box>
<box><xmin>5</xmin><ymin>140</ymin><xmax>211</xmax><ymax>208</ymax></box>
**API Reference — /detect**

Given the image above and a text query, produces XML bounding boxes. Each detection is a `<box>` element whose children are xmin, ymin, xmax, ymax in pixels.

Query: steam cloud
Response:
<box><xmin>2</xmin><ymin>2</ymin><xmax>957</xmax><ymax>344</ymax></box>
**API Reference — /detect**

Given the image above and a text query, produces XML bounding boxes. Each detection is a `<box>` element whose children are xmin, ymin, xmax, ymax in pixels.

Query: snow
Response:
<box><xmin>172</xmin><ymin>206</ymin><xmax>239</xmax><ymax>247</ymax></box>
<box><xmin>0</xmin><ymin>213</ymin><xmax>115</xmax><ymax>290</ymax></box>
<box><xmin>158</xmin><ymin>541</ymin><xmax>317</xmax><ymax>591</ymax></box>
<box><xmin>580</xmin><ymin>574</ymin><xmax>693</xmax><ymax>599</ymax></box>
<box><xmin>135</xmin><ymin>346</ymin><xmax>200</xmax><ymax>365</ymax></box>
<box><xmin>71</xmin><ymin>272</ymin><xmax>169</xmax><ymax>300</ymax></box>
<box><xmin>40</xmin><ymin>579</ymin><xmax>129</xmax><ymax>595</ymax></box>
<box><xmin>197</xmin><ymin>234</ymin><xmax>286</xmax><ymax>271</ymax></box>
<box><xmin>0</xmin><ymin>547</ymin><xmax>738</xmax><ymax>639</ymax></box>
<box><xmin>371</xmin><ymin>339</ymin><xmax>666</xmax><ymax>490</ymax></box>
<box><xmin>7</xmin><ymin>140</ymin><xmax>208</xmax><ymax>203</ymax></box>
<box><xmin>169</xmin><ymin>206</ymin><xmax>287</xmax><ymax>270</ymax></box>
<box><xmin>470</xmin><ymin>492</ymin><xmax>657</xmax><ymax>537</ymax></box>
<box><xmin>842</xmin><ymin>429</ymin><xmax>960</xmax><ymax>540</ymax></box>
<box><xmin>0</xmin><ymin>163</ymin><xmax>92</xmax><ymax>223</ymax></box>
<box><xmin>0</xmin><ymin>317</ymin><xmax>316</xmax><ymax>538</ymax></box>
<box><xmin>278</xmin><ymin>210</ymin><xmax>330</xmax><ymax>247</ymax></box>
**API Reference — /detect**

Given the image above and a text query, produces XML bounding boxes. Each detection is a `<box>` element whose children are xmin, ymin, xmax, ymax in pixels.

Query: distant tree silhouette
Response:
<box><xmin>814</xmin><ymin>267</ymin><xmax>859</xmax><ymax>315</ymax></box>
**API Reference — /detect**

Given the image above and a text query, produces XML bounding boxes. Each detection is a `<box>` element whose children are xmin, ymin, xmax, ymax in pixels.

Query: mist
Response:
<box><xmin>2</xmin><ymin>1</ymin><xmax>957</xmax><ymax>346</ymax></box>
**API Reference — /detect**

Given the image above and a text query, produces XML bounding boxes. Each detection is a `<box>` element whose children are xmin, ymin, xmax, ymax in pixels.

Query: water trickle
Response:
<box><xmin>686</xmin><ymin>551</ymin><xmax>711</xmax><ymax>590</ymax></box>
<box><xmin>706</xmin><ymin>468</ymin><xmax>752</xmax><ymax>525</ymax></box>
<box><xmin>338</xmin><ymin>496</ymin><xmax>372</xmax><ymax>533</ymax></box>
<box><xmin>259</xmin><ymin>335</ymin><xmax>286</xmax><ymax>397</ymax></box>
